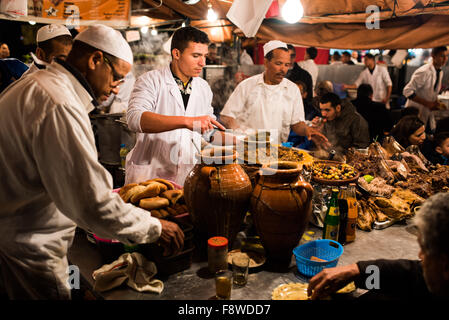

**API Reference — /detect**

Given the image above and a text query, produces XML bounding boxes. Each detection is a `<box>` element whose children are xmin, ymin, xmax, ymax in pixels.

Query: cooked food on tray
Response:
<box><xmin>313</xmin><ymin>162</ymin><xmax>357</xmax><ymax>180</ymax></box>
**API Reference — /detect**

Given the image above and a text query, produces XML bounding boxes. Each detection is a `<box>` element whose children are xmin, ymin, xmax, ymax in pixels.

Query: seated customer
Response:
<box><xmin>389</xmin><ymin>115</ymin><xmax>426</xmax><ymax>148</ymax></box>
<box><xmin>422</xmin><ymin>132</ymin><xmax>449</xmax><ymax>165</ymax></box>
<box><xmin>351</xmin><ymin>84</ymin><xmax>393</xmax><ymax>142</ymax></box>
<box><xmin>317</xmin><ymin>92</ymin><xmax>370</xmax><ymax>154</ymax></box>
<box><xmin>308</xmin><ymin>192</ymin><xmax>449</xmax><ymax>300</ymax></box>
<box><xmin>287</xmin><ymin>80</ymin><xmax>321</xmax><ymax>149</ymax></box>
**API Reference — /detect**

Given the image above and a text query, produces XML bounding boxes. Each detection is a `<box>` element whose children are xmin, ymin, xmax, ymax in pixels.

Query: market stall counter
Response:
<box><xmin>67</xmin><ymin>220</ymin><xmax>420</xmax><ymax>300</ymax></box>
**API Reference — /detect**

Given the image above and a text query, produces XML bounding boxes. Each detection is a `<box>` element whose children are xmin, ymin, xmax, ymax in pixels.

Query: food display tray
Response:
<box><xmin>311</xmin><ymin>160</ymin><xmax>360</xmax><ymax>186</ymax></box>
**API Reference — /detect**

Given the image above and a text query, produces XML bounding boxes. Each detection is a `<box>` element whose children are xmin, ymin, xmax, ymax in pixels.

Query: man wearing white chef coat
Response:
<box><xmin>343</xmin><ymin>53</ymin><xmax>392</xmax><ymax>105</ymax></box>
<box><xmin>219</xmin><ymin>40</ymin><xmax>328</xmax><ymax>145</ymax></box>
<box><xmin>125</xmin><ymin>27</ymin><xmax>226</xmax><ymax>186</ymax></box>
<box><xmin>0</xmin><ymin>24</ymin><xmax>184</xmax><ymax>299</ymax></box>
<box><xmin>21</xmin><ymin>24</ymin><xmax>73</xmax><ymax>77</ymax></box>
<box><xmin>403</xmin><ymin>46</ymin><xmax>448</xmax><ymax>131</ymax></box>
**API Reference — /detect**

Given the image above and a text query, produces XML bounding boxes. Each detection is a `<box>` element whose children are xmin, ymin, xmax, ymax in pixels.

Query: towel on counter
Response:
<box><xmin>92</xmin><ymin>252</ymin><xmax>164</xmax><ymax>293</ymax></box>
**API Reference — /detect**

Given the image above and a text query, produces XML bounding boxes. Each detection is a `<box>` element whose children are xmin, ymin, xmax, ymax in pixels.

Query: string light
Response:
<box><xmin>281</xmin><ymin>0</ymin><xmax>304</xmax><ymax>24</ymax></box>
<box><xmin>140</xmin><ymin>26</ymin><xmax>149</xmax><ymax>34</ymax></box>
<box><xmin>207</xmin><ymin>1</ymin><xmax>217</xmax><ymax>22</ymax></box>
<box><xmin>151</xmin><ymin>26</ymin><xmax>158</xmax><ymax>36</ymax></box>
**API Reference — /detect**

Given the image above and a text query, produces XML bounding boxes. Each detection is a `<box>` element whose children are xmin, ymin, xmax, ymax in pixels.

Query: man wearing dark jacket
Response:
<box><xmin>318</xmin><ymin>92</ymin><xmax>370</xmax><ymax>154</ymax></box>
<box><xmin>308</xmin><ymin>192</ymin><xmax>449</xmax><ymax>300</ymax></box>
<box><xmin>286</xmin><ymin>44</ymin><xmax>313</xmax><ymax>103</ymax></box>
<box><xmin>351</xmin><ymin>83</ymin><xmax>393</xmax><ymax>142</ymax></box>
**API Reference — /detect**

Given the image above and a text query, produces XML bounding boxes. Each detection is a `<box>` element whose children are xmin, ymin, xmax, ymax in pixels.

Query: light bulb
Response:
<box><xmin>29</xmin><ymin>21</ymin><xmax>36</xmax><ymax>25</ymax></box>
<box><xmin>281</xmin><ymin>0</ymin><xmax>304</xmax><ymax>24</ymax></box>
<box><xmin>207</xmin><ymin>4</ymin><xmax>217</xmax><ymax>22</ymax></box>
<box><xmin>140</xmin><ymin>26</ymin><xmax>149</xmax><ymax>34</ymax></box>
<box><xmin>151</xmin><ymin>28</ymin><xmax>158</xmax><ymax>36</ymax></box>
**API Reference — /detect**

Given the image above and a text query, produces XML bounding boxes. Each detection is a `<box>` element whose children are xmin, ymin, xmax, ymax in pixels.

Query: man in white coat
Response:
<box><xmin>0</xmin><ymin>24</ymin><xmax>184</xmax><ymax>299</ymax></box>
<box><xmin>126</xmin><ymin>27</ymin><xmax>226</xmax><ymax>186</ymax></box>
<box><xmin>219</xmin><ymin>40</ymin><xmax>328</xmax><ymax>146</ymax></box>
<box><xmin>21</xmin><ymin>24</ymin><xmax>73</xmax><ymax>77</ymax></box>
<box><xmin>343</xmin><ymin>53</ymin><xmax>392</xmax><ymax>106</ymax></box>
<box><xmin>403</xmin><ymin>46</ymin><xmax>448</xmax><ymax>131</ymax></box>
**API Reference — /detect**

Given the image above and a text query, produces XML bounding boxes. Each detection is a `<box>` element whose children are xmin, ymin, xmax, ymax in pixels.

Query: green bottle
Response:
<box><xmin>323</xmin><ymin>189</ymin><xmax>340</xmax><ymax>241</ymax></box>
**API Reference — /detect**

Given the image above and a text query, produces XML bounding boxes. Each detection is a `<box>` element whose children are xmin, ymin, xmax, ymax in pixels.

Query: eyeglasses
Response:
<box><xmin>103</xmin><ymin>55</ymin><xmax>125</xmax><ymax>85</ymax></box>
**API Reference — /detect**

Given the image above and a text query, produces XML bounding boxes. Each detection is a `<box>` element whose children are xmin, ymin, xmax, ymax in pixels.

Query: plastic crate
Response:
<box><xmin>293</xmin><ymin>239</ymin><xmax>344</xmax><ymax>277</ymax></box>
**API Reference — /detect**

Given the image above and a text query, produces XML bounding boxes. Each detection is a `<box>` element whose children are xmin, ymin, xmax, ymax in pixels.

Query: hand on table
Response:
<box><xmin>307</xmin><ymin>264</ymin><xmax>360</xmax><ymax>300</ymax></box>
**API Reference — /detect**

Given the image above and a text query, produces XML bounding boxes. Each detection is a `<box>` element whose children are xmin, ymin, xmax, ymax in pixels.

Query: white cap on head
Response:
<box><xmin>263</xmin><ymin>40</ymin><xmax>288</xmax><ymax>57</ymax></box>
<box><xmin>74</xmin><ymin>24</ymin><xmax>133</xmax><ymax>65</ymax></box>
<box><xmin>37</xmin><ymin>24</ymin><xmax>72</xmax><ymax>43</ymax></box>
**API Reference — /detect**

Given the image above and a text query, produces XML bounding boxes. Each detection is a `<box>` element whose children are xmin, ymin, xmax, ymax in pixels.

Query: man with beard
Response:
<box><xmin>219</xmin><ymin>40</ymin><xmax>327</xmax><ymax>145</ymax></box>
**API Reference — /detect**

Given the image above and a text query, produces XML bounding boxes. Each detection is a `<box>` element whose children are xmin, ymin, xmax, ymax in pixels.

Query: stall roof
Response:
<box><xmin>136</xmin><ymin>0</ymin><xmax>449</xmax><ymax>48</ymax></box>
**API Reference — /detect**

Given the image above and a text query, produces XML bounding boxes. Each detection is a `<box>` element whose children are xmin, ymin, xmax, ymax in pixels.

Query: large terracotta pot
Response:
<box><xmin>184</xmin><ymin>147</ymin><xmax>252</xmax><ymax>249</ymax></box>
<box><xmin>250</xmin><ymin>161</ymin><xmax>314</xmax><ymax>268</ymax></box>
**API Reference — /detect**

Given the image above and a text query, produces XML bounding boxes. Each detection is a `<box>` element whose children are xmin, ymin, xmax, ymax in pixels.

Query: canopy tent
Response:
<box><xmin>135</xmin><ymin>0</ymin><xmax>449</xmax><ymax>49</ymax></box>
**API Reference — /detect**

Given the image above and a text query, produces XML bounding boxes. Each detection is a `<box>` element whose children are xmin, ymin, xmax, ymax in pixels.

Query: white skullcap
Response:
<box><xmin>263</xmin><ymin>40</ymin><xmax>288</xmax><ymax>57</ymax></box>
<box><xmin>74</xmin><ymin>24</ymin><xmax>133</xmax><ymax>65</ymax></box>
<box><xmin>37</xmin><ymin>24</ymin><xmax>72</xmax><ymax>43</ymax></box>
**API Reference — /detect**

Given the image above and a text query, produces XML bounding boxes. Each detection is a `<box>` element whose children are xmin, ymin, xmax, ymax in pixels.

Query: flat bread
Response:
<box><xmin>139</xmin><ymin>197</ymin><xmax>170</xmax><ymax>210</ymax></box>
<box><xmin>142</xmin><ymin>178</ymin><xmax>174</xmax><ymax>190</ymax></box>
<box><xmin>161</xmin><ymin>189</ymin><xmax>184</xmax><ymax>205</ymax></box>
<box><xmin>131</xmin><ymin>182</ymin><xmax>166</xmax><ymax>203</ymax></box>
<box><xmin>272</xmin><ymin>283</ymin><xmax>310</xmax><ymax>300</ymax></box>
<box><xmin>119</xmin><ymin>183</ymin><xmax>138</xmax><ymax>198</ymax></box>
<box><xmin>123</xmin><ymin>185</ymin><xmax>146</xmax><ymax>203</ymax></box>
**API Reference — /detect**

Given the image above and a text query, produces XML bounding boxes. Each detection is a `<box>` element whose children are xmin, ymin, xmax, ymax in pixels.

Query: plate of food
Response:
<box><xmin>271</xmin><ymin>282</ymin><xmax>356</xmax><ymax>300</ymax></box>
<box><xmin>312</xmin><ymin>160</ymin><xmax>359</xmax><ymax>186</ymax></box>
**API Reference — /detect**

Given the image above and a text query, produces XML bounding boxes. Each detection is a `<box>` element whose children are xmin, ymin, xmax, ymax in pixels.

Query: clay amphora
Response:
<box><xmin>184</xmin><ymin>147</ymin><xmax>252</xmax><ymax>249</ymax></box>
<box><xmin>250</xmin><ymin>161</ymin><xmax>313</xmax><ymax>268</ymax></box>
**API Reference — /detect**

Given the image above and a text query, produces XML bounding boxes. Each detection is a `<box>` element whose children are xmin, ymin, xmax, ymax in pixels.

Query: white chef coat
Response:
<box><xmin>220</xmin><ymin>73</ymin><xmax>305</xmax><ymax>142</ymax></box>
<box><xmin>126</xmin><ymin>65</ymin><xmax>215</xmax><ymax>186</ymax></box>
<box><xmin>0</xmin><ymin>61</ymin><xmax>161</xmax><ymax>299</ymax></box>
<box><xmin>240</xmin><ymin>49</ymin><xmax>254</xmax><ymax>65</ymax></box>
<box><xmin>403</xmin><ymin>62</ymin><xmax>443</xmax><ymax>129</ymax></box>
<box><xmin>298</xmin><ymin>59</ymin><xmax>318</xmax><ymax>90</ymax></box>
<box><xmin>101</xmin><ymin>72</ymin><xmax>136</xmax><ymax>114</ymax></box>
<box><xmin>20</xmin><ymin>52</ymin><xmax>47</xmax><ymax>78</ymax></box>
<box><xmin>354</xmin><ymin>65</ymin><xmax>392</xmax><ymax>103</ymax></box>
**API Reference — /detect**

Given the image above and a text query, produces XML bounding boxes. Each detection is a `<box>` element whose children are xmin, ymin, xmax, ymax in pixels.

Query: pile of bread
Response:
<box><xmin>119</xmin><ymin>178</ymin><xmax>187</xmax><ymax>219</ymax></box>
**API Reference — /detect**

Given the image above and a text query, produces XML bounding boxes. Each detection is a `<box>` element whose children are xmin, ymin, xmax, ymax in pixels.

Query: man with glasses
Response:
<box><xmin>0</xmin><ymin>24</ymin><xmax>184</xmax><ymax>299</ymax></box>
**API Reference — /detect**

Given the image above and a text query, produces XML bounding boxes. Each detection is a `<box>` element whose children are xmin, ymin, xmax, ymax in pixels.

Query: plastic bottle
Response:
<box><xmin>322</xmin><ymin>188</ymin><xmax>340</xmax><ymax>241</ymax></box>
<box><xmin>120</xmin><ymin>143</ymin><xmax>128</xmax><ymax>168</ymax></box>
<box><xmin>345</xmin><ymin>183</ymin><xmax>358</xmax><ymax>243</ymax></box>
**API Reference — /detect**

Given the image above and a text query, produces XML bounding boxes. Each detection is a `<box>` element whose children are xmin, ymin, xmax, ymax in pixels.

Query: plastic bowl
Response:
<box><xmin>293</xmin><ymin>239</ymin><xmax>344</xmax><ymax>277</ymax></box>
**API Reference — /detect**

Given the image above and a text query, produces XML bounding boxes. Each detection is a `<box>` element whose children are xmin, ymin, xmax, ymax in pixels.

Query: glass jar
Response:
<box><xmin>208</xmin><ymin>236</ymin><xmax>228</xmax><ymax>274</ymax></box>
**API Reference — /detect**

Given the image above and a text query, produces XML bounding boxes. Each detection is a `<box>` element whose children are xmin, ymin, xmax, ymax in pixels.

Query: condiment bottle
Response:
<box><xmin>338</xmin><ymin>187</ymin><xmax>348</xmax><ymax>245</ymax></box>
<box><xmin>208</xmin><ymin>236</ymin><xmax>228</xmax><ymax>274</ymax></box>
<box><xmin>345</xmin><ymin>183</ymin><xmax>358</xmax><ymax>243</ymax></box>
<box><xmin>322</xmin><ymin>189</ymin><xmax>340</xmax><ymax>241</ymax></box>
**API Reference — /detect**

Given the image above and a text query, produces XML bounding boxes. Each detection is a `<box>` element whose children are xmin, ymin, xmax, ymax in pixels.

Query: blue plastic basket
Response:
<box><xmin>293</xmin><ymin>239</ymin><xmax>344</xmax><ymax>277</ymax></box>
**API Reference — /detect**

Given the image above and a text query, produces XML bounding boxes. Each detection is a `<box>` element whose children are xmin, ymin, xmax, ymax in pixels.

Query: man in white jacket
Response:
<box><xmin>219</xmin><ymin>40</ymin><xmax>328</xmax><ymax>145</ymax></box>
<box><xmin>0</xmin><ymin>24</ymin><xmax>183</xmax><ymax>300</ymax></box>
<box><xmin>125</xmin><ymin>27</ymin><xmax>226</xmax><ymax>186</ymax></box>
<box><xmin>21</xmin><ymin>24</ymin><xmax>73</xmax><ymax>77</ymax></box>
<box><xmin>403</xmin><ymin>46</ymin><xmax>448</xmax><ymax>131</ymax></box>
<box><xmin>343</xmin><ymin>53</ymin><xmax>392</xmax><ymax>105</ymax></box>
